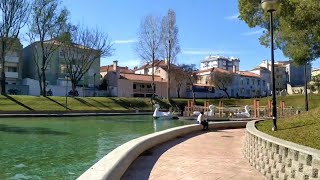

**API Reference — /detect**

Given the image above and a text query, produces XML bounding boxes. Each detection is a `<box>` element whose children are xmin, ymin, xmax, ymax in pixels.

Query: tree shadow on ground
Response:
<box><xmin>87</xmin><ymin>98</ymin><xmax>114</xmax><ymax>110</ymax></box>
<box><xmin>73</xmin><ymin>97</ymin><xmax>102</xmax><ymax>110</ymax></box>
<box><xmin>121</xmin><ymin>130</ymin><xmax>210</xmax><ymax>180</ymax></box>
<box><xmin>278</xmin><ymin>122</ymin><xmax>316</xmax><ymax>131</ymax></box>
<box><xmin>4</xmin><ymin>95</ymin><xmax>34</xmax><ymax>111</ymax></box>
<box><xmin>45</xmin><ymin>97</ymin><xmax>72</xmax><ymax>110</ymax></box>
<box><xmin>0</xmin><ymin>124</ymin><xmax>70</xmax><ymax>135</ymax></box>
<box><xmin>109</xmin><ymin>98</ymin><xmax>136</xmax><ymax>110</ymax></box>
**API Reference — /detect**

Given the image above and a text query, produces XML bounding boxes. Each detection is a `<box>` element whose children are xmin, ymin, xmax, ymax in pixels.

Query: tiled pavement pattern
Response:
<box><xmin>122</xmin><ymin>128</ymin><xmax>266</xmax><ymax>180</ymax></box>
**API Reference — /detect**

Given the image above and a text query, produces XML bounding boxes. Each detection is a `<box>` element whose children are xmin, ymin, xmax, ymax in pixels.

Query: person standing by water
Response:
<box><xmin>197</xmin><ymin>111</ymin><xmax>208</xmax><ymax>130</ymax></box>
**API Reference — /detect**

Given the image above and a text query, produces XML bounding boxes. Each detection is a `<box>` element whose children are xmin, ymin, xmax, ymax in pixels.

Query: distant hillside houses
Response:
<box><xmin>100</xmin><ymin>55</ymin><xmax>311</xmax><ymax>98</ymax></box>
<box><xmin>5</xmin><ymin>41</ymin><xmax>312</xmax><ymax>98</ymax></box>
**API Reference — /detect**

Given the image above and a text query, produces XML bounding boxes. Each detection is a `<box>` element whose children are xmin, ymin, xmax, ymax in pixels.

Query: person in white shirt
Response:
<box><xmin>197</xmin><ymin>111</ymin><xmax>208</xmax><ymax>130</ymax></box>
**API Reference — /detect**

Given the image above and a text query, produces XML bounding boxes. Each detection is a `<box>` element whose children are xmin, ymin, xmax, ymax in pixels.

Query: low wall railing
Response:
<box><xmin>244</xmin><ymin>120</ymin><xmax>320</xmax><ymax>180</ymax></box>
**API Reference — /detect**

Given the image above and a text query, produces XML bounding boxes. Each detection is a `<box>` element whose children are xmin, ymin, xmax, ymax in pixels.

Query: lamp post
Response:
<box><xmin>65</xmin><ymin>74</ymin><xmax>70</xmax><ymax>111</ymax></box>
<box><xmin>261</xmin><ymin>0</ymin><xmax>280</xmax><ymax>131</ymax></box>
<box><xmin>304</xmin><ymin>63</ymin><xmax>309</xmax><ymax>111</ymax></box>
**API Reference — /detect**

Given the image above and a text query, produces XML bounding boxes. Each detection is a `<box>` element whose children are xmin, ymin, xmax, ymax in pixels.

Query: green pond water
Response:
<box><xmin>0</xmin><ymin>115</ymin><xmax>194</xmax><ymax>180</ymax></box>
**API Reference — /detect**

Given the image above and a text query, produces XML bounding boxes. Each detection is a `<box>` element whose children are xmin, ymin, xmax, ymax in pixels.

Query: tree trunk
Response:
<box><xmin>42</xmin><ymin>55</ymin><xmax>47</xmax><ymax>97</ymax></box>
<box><xmin>222</xmin><ymin>89</ymin><xmax>230</xmax><ymax>99</ymax></box>
<box><xmin>38</xmin><ymin>77</ymin><xmax>43</xmax><ymax>96</ymax></box>
<box><xmin>167</xmin><ymin>63</ymin><xmax>171</xmax><ymax>100</ymax></box>
<box><xmin>1</xmin><ymin>43</ymin><xmax>6</xmax><ymax>95</ymax></box>
<box><xmin>192</xmin><ymin>90</ymin><xmax>196</xmax><ymax>103</ymax></box>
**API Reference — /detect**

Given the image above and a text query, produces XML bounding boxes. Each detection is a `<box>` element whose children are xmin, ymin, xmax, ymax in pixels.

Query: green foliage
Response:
<box><xmin>238</xmin><ymin>0</ymin><xmax>320</xmax><ymax>65</ymax></box>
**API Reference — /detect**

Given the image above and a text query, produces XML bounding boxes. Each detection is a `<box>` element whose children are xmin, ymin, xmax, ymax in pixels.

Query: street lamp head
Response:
<box><xmin>261</xmin><ymin>0</ymin><xmax>280</xmax><ymax>12</ymax></box>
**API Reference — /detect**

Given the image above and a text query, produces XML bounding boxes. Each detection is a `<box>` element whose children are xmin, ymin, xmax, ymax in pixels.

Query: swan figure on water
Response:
<box><xmin>235</xmin><ymin>105</ymin><xmax>250</xmax><ymax>118</ymax></box>
<box><xmin>153</xmin><ymin>104</ymin><xmax>174</xmax><ymax>119</ymax></box>
<box><xmin>193</xmin><ymin>105</ymin><xmax>215</xmax><ymax>116</ymax></box>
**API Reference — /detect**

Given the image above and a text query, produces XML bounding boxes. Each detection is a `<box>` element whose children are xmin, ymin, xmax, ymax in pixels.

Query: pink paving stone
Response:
<box><xmin>122</xmin><ymin>128</ymin><xmax>266</xmax><ymax>180</ymax></box>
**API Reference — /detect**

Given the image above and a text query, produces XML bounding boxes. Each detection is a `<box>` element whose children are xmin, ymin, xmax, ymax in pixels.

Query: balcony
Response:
<box><xmin>5</xmin><ymin>56</ymin><xmax>19</xmax><ymax>63</ymax></box>
<box><xmin>5</xmin><ymin>72</ymin><xmax>18</xmax><ymax>78</ymax></box>
<box><xmin>133</xmin><ymin>88</ymin><xmax>153</xmax><ymax>93</ymax></box>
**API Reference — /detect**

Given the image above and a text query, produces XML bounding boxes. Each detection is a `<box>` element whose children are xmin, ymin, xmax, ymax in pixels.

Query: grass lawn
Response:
<box><xmin>0</xmin><ymin>94</ymin><xmax>319</xmax><ymax>112</ymax></box>
<box><xmin>256</xmin><ymin>108</ymin><xmax>320</xmax><ymax>150</ymax></box>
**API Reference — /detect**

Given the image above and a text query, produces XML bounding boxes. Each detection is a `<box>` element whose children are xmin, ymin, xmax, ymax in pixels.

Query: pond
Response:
<box><xmin>0</xmin><ymin>115</ymin><xmax>195</xmax><ymax>179</ymax></box>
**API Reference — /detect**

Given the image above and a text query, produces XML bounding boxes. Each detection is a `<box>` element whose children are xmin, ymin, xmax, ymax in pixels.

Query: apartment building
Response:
<box><xmin>22</xmin><ymin>40</ymin><xmax>100</xmax><ymax>93</ymax></box>
<box><xmin>0</xmin><ymin>38</ymin><xmax>23</xmax><ymax>85</ymax></box>
<box><xmin>102</xmin><ymin>61</ymin><xmax>167</xmax><ymax>97</ymax></box>
<box><xmin>190</xmin><ymin>67</ymin><xmax>269</xmax><ymax>98</ymax></box>
<box><xmin>258</xmin><ymin>60</ymin><xmax>312</xmax><ymax>91</ymax></box>
<box><xmin>134</xmin><ymin>60</ymin><xmax>188</xmax><ymax>98</ymax></box>
<box><xmin>200</xmin><ymin>55</ymin><xmax>240</xmax><ymax>72</ymax></box>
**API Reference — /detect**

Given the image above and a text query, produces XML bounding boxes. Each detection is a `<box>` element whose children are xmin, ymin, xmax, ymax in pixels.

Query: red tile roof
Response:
<box><xmin>238</xmin><ymin>71</ymin><xmax>261</xmax><ymax>78</ymax></box>
<box><xmin>100</xmin><ymin>65</ymin><xmax>134</xmax><ymax>74</ymax></box>
<box><xmin>135</xmin><ymin>60</ymin><xmax>178</xmax><ymax>71</ymax></box>
<box><xmin>119</xmin><ymin>73</ymin><xmax>166</xmax><ymax>82</ymax></box>
<box><xmin>196</xmin><ymin>67</ymin><xmax>232</xmax><ymax>74</ymax></box>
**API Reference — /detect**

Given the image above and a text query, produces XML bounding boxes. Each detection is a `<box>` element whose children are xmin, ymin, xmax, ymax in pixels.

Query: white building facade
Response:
<box><xmin>200</xmin><ymin>55</ymin><xmax>240</xmax><ymax>72</ymax></box>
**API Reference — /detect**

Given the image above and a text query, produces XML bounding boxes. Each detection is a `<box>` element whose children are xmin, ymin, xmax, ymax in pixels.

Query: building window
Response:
<box><xmin>140</xmin><ymin>85</ymin><xmax>145</xmax><ymax>88</ymax></box>
<box><xmin>8</xmin><ymin>67</ymin><xmax>17</xmax><ymax>72</ymax></box>
<box><xmin>147</xmin><ymin>85</ymin><xmax>151</xmax><ymax>89</ymax></box>
<box><xmin>252</xmin><ymin>79</ymin><xmax>255</xmax><ymax>85</ymax></box>
<box><xmin>247</xmin><ymin>79</ymin><xmax>249</xmax><ymax>85</ymax></box>
<box><xmin>258</xmin><ymin>80</ymin><xmax>260</xmax><ymax>86</ymax></box>
<box><xmin>263</xmin><ymin>80</ymin><xmax>266</xmax><ymax>86</ymax></box>
<box><xmin>60</xmin><ymin>64</ymin><xmax>66</xmax><ymax>74</ymax></box>
<box><xmin>133</xmin><ymin>84</ymin><xmax>136</xmax><ymax>89</ymax></box>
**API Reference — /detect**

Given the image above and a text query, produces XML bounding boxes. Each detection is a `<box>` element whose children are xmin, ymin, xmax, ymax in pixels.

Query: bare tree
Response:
<box><xmin>182</xmin><ymin>64</ymin><xmax>197</xmax><ymax>101</ymax></box>
<box><xmin>0</xmin><ymin>0</ymin><xmax>29</xmax><ymax>94</ymax></box>
<box><xmin>136</xmin><ymin>15</ymin><xmax>162</xmax><ymax>99</ymax></box>
<box><xmin>27</xmin><ymin>0</ymin><xmax>69</xmax><ymax>96</ymax></box>
<box><xmin>171</xmin><ymin>65</ymin><xmax>185</xmax><ymax>98</ymax></box>
<box><xmin>209</xmin><ymin>68</ymin><xmax>234</xmax><ymax>99</ymax></box>
<box><xmin>161</xmin><ymin>9</ymin><xmax>180</xmax><ymax>101</ymax></box>
<box><xmin>61</xmin><ymin>25</ymin><xmax>113</xmax><ymax>94</ymax></box>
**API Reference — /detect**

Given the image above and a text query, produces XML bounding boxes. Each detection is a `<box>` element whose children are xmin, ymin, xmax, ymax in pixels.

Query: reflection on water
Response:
<box><xmin>0</xmin><ymin>115</ymin><xmax>193</xmax><ymax>179</ymax></box>
<box><xmin>0</xmin><ymin>124</ymin><xmax>70</xmax><ymax>135</ymax></box>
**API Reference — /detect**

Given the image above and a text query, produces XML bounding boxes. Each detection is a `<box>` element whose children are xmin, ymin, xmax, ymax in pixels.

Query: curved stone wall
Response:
<box><xmin>244</xmin><ymin>120</ymin><xmax>320</xmax><ymax>180</ymax></box>
<box><xmin>77</xmin><ymin>121</ymin><xmax>247</xmax><ymax>180</ymax></box>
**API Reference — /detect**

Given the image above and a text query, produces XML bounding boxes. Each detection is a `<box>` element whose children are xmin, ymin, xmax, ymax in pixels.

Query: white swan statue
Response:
<box><xmin>192</xmin><ymin>105</ymin><xmax>215</xmax><ymax>116</ymax></box>
<box><xmin>235</xmin><ymin>105</ymin><xmax>250</xmax><ymax>118</ymax></box>
<box><xmin>153</xmin><ymin>104</ymin><xmax>174</xmax><ymax>119</ymax></box>
<box><xmin>206</xmin><ymin>105</ymin><xmax>215</xmax><ymax>116</ymax></box>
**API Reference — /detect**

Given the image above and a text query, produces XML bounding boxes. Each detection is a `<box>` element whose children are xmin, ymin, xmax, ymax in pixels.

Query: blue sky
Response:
<box><xmin>60</xmin><ymin>0</ymin><xmax>319</xmax><ymax>70</ymax></box>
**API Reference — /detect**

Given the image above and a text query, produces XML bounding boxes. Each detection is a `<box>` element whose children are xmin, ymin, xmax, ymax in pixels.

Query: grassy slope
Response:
<box><xmin>0</xmin><ymin>94</ymin><xmax>319</xmax><ymax>112</ymax></box>
<box><xmin>256</xmin><ymin>108</ymin><xmax>320</xmax><ymax>149</ymax></box>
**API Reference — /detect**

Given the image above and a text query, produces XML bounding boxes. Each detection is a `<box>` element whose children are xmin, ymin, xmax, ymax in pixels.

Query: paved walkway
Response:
<box><xmin>122</xmin><ymin>128</ymin><xmax>266</xmax><ymax>180</ymax></box>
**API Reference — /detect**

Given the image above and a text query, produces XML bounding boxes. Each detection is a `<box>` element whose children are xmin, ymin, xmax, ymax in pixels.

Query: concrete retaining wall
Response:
<box><xmin>77</xmin><ymin>121</ymin><xmax>248</xmax><ymax>180</ymax></box>
<box><xmin>244</xmin><ymin>120</ymin><xmax>320</xmax><ymax>180</ymax></box>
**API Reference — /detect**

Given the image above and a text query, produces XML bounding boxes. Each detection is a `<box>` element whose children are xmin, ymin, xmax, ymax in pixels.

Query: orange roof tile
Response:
<box><xmin>120</xmin><ymin>73</ymin><xmax>166</xmax><ymax>82</ymax></box>
<box><xmin>135</xmin><ymin>60</ymin><xmax>178</xmax><ymax>71</ymax></box>
<box><xmin>238</xmin><ymin>71</ymin><xmax>261</xmax><ymax>78</ymax></box>
<box><xmin>100</xmin><ymin>65</ymin><xmax>134</xmax><ymax>74</ymax></box>
<box><xmin>196</xmin><ymin>67</ymin><xmax>232</xmax><ymax>74</ymax></box>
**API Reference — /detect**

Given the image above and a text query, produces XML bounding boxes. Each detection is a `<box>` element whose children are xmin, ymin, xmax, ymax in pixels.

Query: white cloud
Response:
<box><xmin>181</xmin><ymin>48</ymin><xmax>240</xmax><ymax>55</ymax></box>
<box><xmin>225</xmin><ymin>13</ymin><xmax>239</xmax><ymax>20</ymax></box>
<box><xmin>242</xmin><ymin>29</ymin><xmax>264</xmax><ymax>36</ymax></box>
<box><xmin>113</xmin><ymin>39</ymin><xmax>138</xmax><ymax>44</ymax></box>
